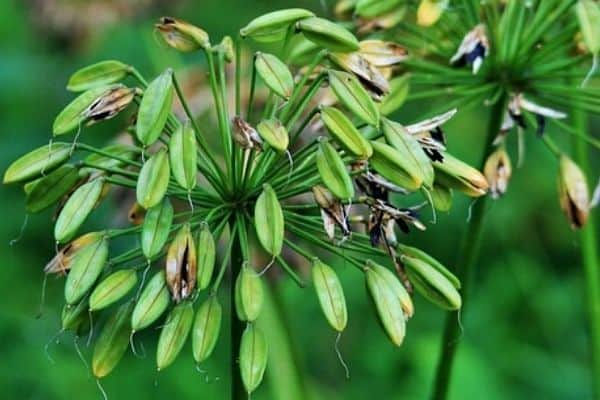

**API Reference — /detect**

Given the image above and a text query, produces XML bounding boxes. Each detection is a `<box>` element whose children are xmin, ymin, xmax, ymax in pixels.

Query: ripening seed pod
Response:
<box><xmin>365</xmin><ymin>267</ymin><xmax>406</xmax><ymax>346</ymax></box>
<box><xmin>64</xmin><ymin>234</ymin><xmax>109</xmax><ymax>304</ymax></box>
<box><xmin>235</xmin><ymin>265</ymin><xmax>264</xmax><ymax>322</ymax></box>
<box><xmin>165</xmin><ymin>223</ymin><xmax>197</xmax><ymax>302</ymax></box>
<box><xmin>558</xmin><ymin>155</ymin><xmax>590</xmax><ymax>229</ymax></box>
<box><xmin>255</xmin><ymin>52</ymin><xmax>295</xmax><ymax>99</ymax></box>
<box><xmin>3</xmin><ymin>142</ymin><xmax>71</xmax><ymax>184</ymax></box>
<box><xmin>54</xmin><ymin>178</ymin><xmax>105</xmax><ymax>243</ymax></box>
<box><xmin>369</xmin><ymin>140</ymin><xmax>423</xmax><ymax>191</ymax></box>
<box><xmin>169</xmin><ymin>123</ymin><xmax>198</xmax><ymax>191</ymax></box>
<box><xmin>402</xmin><ymin>255</ymin><xmax>461</xmax><ymax>310</ymax></box>
<box><xmin>430</xmin><ymin>184</ymin><xmax>453</xmax><ymax>212</ymax></box>
<box><xmin>433</xmin><ymin>153</ymin><xmax>489</xmax><ymax>197</ymax></box>
<box><xmin>397</xmin><ymin>244</ymin><xmax>460</xmax><ymax>289</ymax></box>
<box><xmin>367</xmin><ymin>260</ymin><xmax>413</xmax><ymax>319</ymax></box>
<box><xmin>359</xmin><ymin>40</ymin><xmax>408</xmax><ymax>67</ymax></box>
<box><xmin>155</xmin><ymin>17</ymin><xmax>210</xmax><ymax>52</ymax></box>
<box><xmin>67</xmin><ymin>60</ymin><xmax>130</xmax><ymax>92</ymax></box>
<box><xmin>192</xmin><ymin>295</ymin><xmax>222</xmax><ymax>363</ymax></box>
<box><xmin>296</xmin><ymin>17</ymin><xmax>360</xmax><ymax>52</ymax></box>
<box><xmin>25</xmin><ymin>164</ymin><xmax>79</xmax><ymax>213</ymax></box>
<box><xmin>141</xmin><ymin>198</ymin><xmax>174</xmax><ymax>260</ymax></box>
<box><xmin>328</xmin><ymin>70</ymin><xmax>379</xmax><ymax>126</ymax></box>
<box><xmin>136</xmin><ymin>149</ymin><xmax>171</xmax><ymax>209</ymax></box>
<box><xmin>92</xmin><ymin>302</ymin><xmax>134</xmax><ymax>378</ymax></box>
<box><xmin>254</xmin><ymin>184</ymin><xmax>284</xmax><ymax>257</ymax></box>
<box><xmin>239</xmin><ymin>324</ymin><xmax>268</xmax><ymax>395</ymax></box>
<box><xmin>240</xmin><ymin>9</ymin><xmax>315</xmax><ymax>42</ymax></box>
<box><xmin>576</xmin><ymin>0</ymin><xmax>600</xmax><ymax>54</ymax></box>
<box><xmin>311</xmin><ymin>258</ymin><xmax>347</xmax><ymax>331</ymax></box>
<box><xmin>131</xmin><ymin>270</ymin><xmax>171</xmax><ymax>332</ymax></box>
<box><xmin>316</xmin><ymin>138</ymin><xmax>355</xmax><ymax>199</ymax></box>
<box><xmin>321</xmin><ymin>106</ymin><xmax>373</xmax><ymax>159</ymax></box>
<box><xmin>196</xmin><ymin>225</ymin><xmax>216</xmax><ymax>291</ymax></box>
<box><xmin>484</xmin><ymin>147</ymin><xmax>512</xmax><ymax>199</ymax></box>
<box><xmin>355</xmin><ymin>0</ymin><xmax>402</xmax><ymax>18</ymax></box>
<box><xmin>82</xmin><ymin>86</ymin><xmax>136</xmax><ymax>124</ymax></box>
<box><xmin>89</xmin><ymin>269</ymin><xmax>138</xmax><ymax>311</ymax></box>
<box><xmin>256</xmin><ymin>119</ymin><xmax>289</xmax><ymax>152</ymax></box>
<box><xmin>136</xmin><ymin>69</ymin><xmax>174</xmax><ymax>146</ymax></box>
<box><xmin>61</xmin><ymin>297</ymin><xmax>90</xmax><ymax>334</ymax></box>
<box><xmin>53</xmin><ymin>85</ymin><xmax>117</xmax><ymax>135</ymax></box>
<box><xmin>417</xmin><ymin>0</ymin><xmax>449</xmax><ymax>27</ymax></box>
<box><xmin>379</xmin><ymin>75</ymin><xmax>410</xmax><ymax>116</ymax></box>
<box><xmin>156</xmin><ymin>302</ymin><xmax>194</xmax><ymax>370</ymax></box>
<box><xmin>329</xmin><ymin>53</ymin><xmax>389</xmax><ymax>99</ymax></box>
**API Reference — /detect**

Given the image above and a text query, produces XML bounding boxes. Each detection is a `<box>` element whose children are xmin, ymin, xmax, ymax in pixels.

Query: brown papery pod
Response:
<box><xmin>484</xmin><ymin>147</ymin><xmax>512</xmax><ymax>199</ymax></box>
<box><xmin>558</xmin><ymin>155</ymin><xmax>590</xmax><ymax>229</ymax></box>
<box><xmin>166</xmin><ymin>223</ymin><xmax>197</xmax><ymax>302</ymax></box>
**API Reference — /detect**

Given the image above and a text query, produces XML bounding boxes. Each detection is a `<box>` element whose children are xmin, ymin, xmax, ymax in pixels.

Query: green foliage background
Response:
<box><xmin>0</xmin><ymin>1</ymin><xmax>598</xmax><ymax>399</ymax></box>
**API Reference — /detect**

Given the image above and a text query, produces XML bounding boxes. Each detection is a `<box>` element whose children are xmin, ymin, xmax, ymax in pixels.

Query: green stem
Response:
<box><xmin>431</xmin><ymin>95</ymin><xmax>508</xmax><ymax>400</ymax></box>
<box><xmin>572</xmin><ymin>109</ymin><xmax>600</xmax><ymax>400</ymax></box>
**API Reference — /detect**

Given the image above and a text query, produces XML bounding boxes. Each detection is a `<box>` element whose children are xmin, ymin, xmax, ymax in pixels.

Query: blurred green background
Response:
<box><xmin>0</xmin><ymin>1</ymin><xmax>598</xmax><ymax>399</ymax></box>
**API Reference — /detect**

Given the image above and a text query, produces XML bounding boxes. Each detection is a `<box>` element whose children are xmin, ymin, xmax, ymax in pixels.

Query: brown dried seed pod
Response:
<box><xmin>165</xmin><ymin>223</ymin><xmax>197</xmax><ymax>302</ymax></box>
<box><xmin>484</xmin><ymin>147</ymin><xmax>512</xmax><ymax>199</ymax></box>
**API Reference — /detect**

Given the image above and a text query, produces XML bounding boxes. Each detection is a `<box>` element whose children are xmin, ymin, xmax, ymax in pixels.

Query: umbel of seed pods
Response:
<box><xmin>3</xmin><ymin>8</ymin><xmax>498</xmax><ymax>395</ymax></box>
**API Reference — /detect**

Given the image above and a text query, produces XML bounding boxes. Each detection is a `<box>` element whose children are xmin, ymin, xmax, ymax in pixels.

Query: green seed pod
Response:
<box><xmin>576</xmin><ymin>0</ymin><xmax>600</xmax><ymax>54</ymax></box>
<box><xmin>397</xmin><ymin>243</ymin><xmax>460</xmax><ymax>289</ymax></box>
<box><xmin>54</xmin><ymin>178</ymin><xmax>104</xmax><ymax>243</ymax></box>
<box><xmin>256</xmin><ymin>118</ymin><xmax>289</xmax><ymax>152</ymax></box>
<box><xmin>192</xmin><ymin>296</ymin><xmax>222</xmax><ymax>363</ymax></box>
<box><xmin>136</xmin><ymin>69</ymin><xmax>174</xmax><ymax>146</ymax></box>
<box><xmin>196</xmin><ymin>226</ymin><xmax>216</xmax><ymax>291</ymax></box>
<box><xmin>67</xmin><ymin>60</ymin><xmax>130</xmax><ymax>92</ymax></box>
<box><xmin>155</xmin><ymin>17</ymin><xmax>210</xmax><ymax>52</ymax></box>
<box><xmin>61</xmin><ymin>295</ymin><xmax>90</xmax><ymax>333</ymax></box>
<box><xmin>92</xmin><ymin>302</ymin><xmax>134</xmax><ymax>378</ymax></box>
<box><xmin>382</xmin><ymin>118</ymin><xmax>434</xmax><ymax>188</ymax></box>
<box><xmin>165</xmin><ymin>223</ymin><xmax>197</xmax><ymax>302</ymax></box>
<box><xmin>136</xmin><ymin>149</ymin><xmax>171</xmax><ymax>209</ymax></box>
<box><xmin>321</xmin><ymin>107</ymin><xmax>373</xmax><ymax>159</ymax></box>
<box><xmin>53</xmin><ymin>85</ymin><xmax>115</xmax><ymax>135</ymax></box>
<box><xmin>368</xmin><ymin>261</ymin><xmax>414</xmax><ymax>318</ymax></box>
<box><xmin>89</xmin><ymin>269</ymin><xmax>138</xmax><ymax>311</ymax></box>
<box><xmin>296</xmin><ymin>17</ymin><xmax>359</xmax><ymax>53</ymax></box>
<box><xmin>141</xmin><ymin>198</ymin><xmax>174</xmax><ymax>260</ymax></box>
<box><xmin>558</xmin><ymin>155</ymin><xmax>590</xmax><ymax>229</ymax></box>
<box><xmin>365</xmin><ymin>267</ymin><xmax>406</xmax><ymax>346</ymax></box>
<box><xmin>239</xmin><ymin>324</ymin><xmax>268</xmax><ymax>395</ymax></box>
<box><xmin>156</xmin><ymin>302</ymin><xmax>194</xmax><ymax>371</ymax></box>
<box><xmin>65</xmin><ymin>234</ymin><xmax>109</xmax><ymax>304</ymax></box>
<box><xmin>81</xmin><ymin>144</ymin><xmax>139</xmax><ymax>176</ymax></box>
<box><xmin>356</xmin><ymin>0</ymin><xmax>402</xmax><ymax>18</ymax></box>
<box><xmin>169</xmin><ymin>124</ymin><xmax>198</xmax><ymax>191</ymax></box>
<box><xmin>3</xmin><ymin>142</ymin><xmax>71</xmax><ymax>184</ymax></box>
<box><xmin>311</xmin><ymin>259</ymin><xmax>347</xmax><ymax>332</ymax></box>
<box><xmin>25</xmin><ymin>164</ymin><xmax>79</xmax><ymax>213</ymax></box>
<box><xmin>255</xmin><ymin>52</ymin><xmax>294</xmax><ymax>99</ymax></box>
<box><xmin>240</xmin><ymin>8</ymin><xmax>315</xmax><ymax>42</ymax></box>
<box><xmin>219</xmin><ymin>36</ymin><xmax>235</xmax><ymax>62</ymax></box>
<box><xmin>403</xmin><ymin>255</ymin><xmax>461</xmax><ymax>310</ymax></box>
<box><xmin>430</xmin><ymin>183</ymin><xmax>453</xmax><ymax>212</ymax></box>
<box><xmin>235</xmin><ymin>265</ymin><xmax>264</xmax><ymax>322</ymax></box>
<box><xmin>369</xmin><ymin>140</ymin><xmax>422</xmax><ymax>191</ymax></box>
<box><xmin>380</xmin><ymin>75</ymin><xmax>410</xmax><ymax>116</ymax></box>
<box><xmin>254</xmin><ymin>184</ymin><xmax>284</xmax><ymax>257</ymax></box>
<box><xmin>433</xmin><ymin>153</ymin><xmax>488</xmax><ymax>197</ymax></box>
<box><xmin>131</xmin><ymin>270</ymin><xmax>171</xmax><ymax>332</ymax></box>
<box><xmin>45</xmin><ymin>232</ymin><xmax>104</xmax><ymax>275</ymax></box>
<box><xmin>316</xmin><ymin>138</ymin><xmax>355</xmax><ymax>199</ymax></box>
<box><xmin>328</xmin><ymin>70</ymin><xmax>379</xmax><ymax>127</ymax></box>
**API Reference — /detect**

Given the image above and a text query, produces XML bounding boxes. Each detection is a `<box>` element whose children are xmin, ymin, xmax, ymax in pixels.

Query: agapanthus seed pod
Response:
<box><xmin>256</xmin><ymin>118</ymin><xmax>289</xmax><ymax>152</ymax></box>
<box><xmin>136</xmin><ymin>149</ymin><xmax>171</xmax><ymax>209</ymax></box>
<box><xmin>235</xmin><ymin>265</ymin><xmax>264</xmax><ymax>322</ymax></box>
<box><xmin>67</xmin><ymin>60</ymin><xmax>130</xmax><ymax>92</ymax></box>
<box><xmin>3</xmin><ymin>142</ymin><xmax>71</xmax><ymax>184</ymax></box>
<box><xmin>239</xmin><ymin>324</ymin><xmax>268</xmax><ymax>395</ymax></box>
<box><xmin>156</xmin><ymin>302</ymin><xmax>194</xmax><ymax>370</ymax></box>
<box><xmin>312</xmin><ymin>258</ymin><xmax>348</xmax><ymax>331</ymax></box>
<box><xmin>484</xmin><ymin>147</ymin><xmax>512</xmax><ymax>199</ymax></box>
<box><xmin>254</xmin><ymin>184</ymin><xmax>284</xmax><ymax>257</ymax></box>
<box><xmin>329</xmin><ymin>53</ymin><xmax>390</xmax><ymax>99</ymax></box>
<box><xmin>155</xmin><ymin>17</ymin><xmax>210</xmax><ymax>52</ymax></box>
<box><xmin>450</xmin><ymin>24</ymin><xmax>489</xmax><ymax>74</ymax></box>
<box><xmin>82</xmin><ymin>86</ymin><xmax>136</xmax><ymax>124</ymax></box>
<box><xmin>44</xmin><ymin>231</ymin><xmax>103</xmax><ymax>275</ymax></box>
<box><xmin>367</xmin><ymin>260</ymin><xmax>413</xmax><ymax>319</ymax></box>
<box><xmin>61</xmin><ymin>296</ymin><xmax>90</xmax><ymax>334</ymax></box>
<box><xmin>64</xmin><ymin>234</ymin><xmax>109</xmax><ymax>304</ymax></box>
<box><xmin>576</xmin><ymin>0</ymin><xmax>600</xmax><ymax>54</ymax></box>
<box><xmin>296</xmin><ymin>17</ymin><xmax>359</xmax><ymax>52</ymax></box>
<box><xmin>136</xmin><ymin>69</ymin><xmax>174</xmax><ymax>146</ymax></box>
<box><xmin>131</xmin><ymin>270</ymin><xmax>171</xmax><ymax>332</ymax></box>
<box><xmin>328</xmin><ymin>70</ymin><xmax>380</xmax><ymax>126</ymax></box>
<box><xmin>141</xmin><ymin>198</ymin><xmax>174</xmax><ymax>260</ymax></box>
<box><xmin>316</xmin><ymin>138</ymin><xmax>355</xmax><ymax>199</ymax></box>
<box><xmin>232</xmin><ymin>116</ymin><xmax>263</xmax><ymax>151</ymax></box>
<box><xmin>402</xmin><ymin>255</ymin><xmax>461</xmax><ymax>310</ymax></box>
<box><xmin>397</xmin><ymin>243</ymin><xmax>460</xmax><ymax>289</ymax></box>
<box><xmin>54</xmin><ymin>178</ymin><xmax>105</xmax><ymax>243</ymax></box>
<box><xmin>433</xmin><ymin>153</ymin><xmax>489</xmax><ymax>197</ymax></box>
<box><xmin>26</xmin><ymin>164</ymin><xmax>79</xmax><ymax>213</ymax></box>
<box><xmin>92</xmin><ymin>302</ymin><xmax>133</xmax><ymax>378</ymax></box>
<box><xmin>53</xmin><ymin>85</ymin><xmax>118</xmax><ymax>135</ymax></box>
<box><xmin>320</xmin><ymin>106</ymin><xmax>373</xmax><ymax>159</ymax></box>
<box><xmin>240</xmin><ymin>8</ymin><xmax>315</xmax><ymax>42</ymax></box>
<box><xmin>89</xmin><ymin>269</ymin><xmax>137</xmax><ymax>311</ymax></box>
<box><xmin>417</xmin><ymin>0</ymin><xmax>449</xmax><ymax>27</ymax></box>
<box><xmin>169</xmin><ymin>123</ymin><xmax>198</xmax><ymax>191</ymax></box>
<box><xmin>255</xmin><ymin>52</ymin><xmax>295</xmax><ymax>99</ymax></box>
<box><xmin>365</xmin><ymin>266</ymin><xmax>406</xmax><ymax>346</ymax></box>
<box><xmin>379</xmin><ymin>75</ymin><xmax>410</xmax><ymax>116</ymax></box>
<box><xmin>355</xmin><ymin>0</ymin><xmax>402</xmax><ymax>18</ymax></box>
<box><xmin>313</xmin><ymin>185</ymin><xmax>351</xmax><ymax>241</ymax></box>
<box><xmin>359</xmin><ymin>40</ymin><xmax>408</xmax><ymax>67</ymax></box>
<box><xmin>558</xmin><ymin>155</ymin><xmax>590</xmax><ymax>229</ymax></box>
<box><xmin>369</xmin><ymin>140</ymin><xmax>423</xmax><ymax>191</ymax></box>
<box><xmin>192</xmin><ymin>295</ymin><xmax>222</xmax><ymax>363</ymax></box>
<box><xmin>196</xmin><ymin>225</ymin><xmax>216</xmax><ymax>291</ymax></box>
<box><xmin>165</xmin><ymin>223</ymin><xmax>197</xmax><ymax>302</ymax></box>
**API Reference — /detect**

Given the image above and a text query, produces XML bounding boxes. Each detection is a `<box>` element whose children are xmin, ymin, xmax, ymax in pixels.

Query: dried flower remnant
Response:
<box><xmin>232</xmin><ymin>116</ymin><xmax>263</xmax><ymax>151</ymax></box>
<box><xmin>558</xmin><ymin>155</ymin><xmax>590</xmax><ymax>229</ymax></box>
<box><xmin>484</xmin><ymin>147</ymin><xmax>512</xmax><ymax>199</ymax></box>
<box><xmin>83</xmin><ymin>86</ymin><xmax>137</xmax><ymax>124</ymax></box>
<box><xmin>313</xmin><ymin>185</ymin><xmax>351</xmax><ymax>241</ymax></box>
<box><xmin>450</xmin><ymin>24</ymin><xmax>489</xmax><ymax>74</ymax></box>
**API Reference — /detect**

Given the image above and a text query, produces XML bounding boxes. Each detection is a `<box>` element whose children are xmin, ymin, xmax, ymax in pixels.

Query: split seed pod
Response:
<box><xmin>369</xmin><ymin>140</ymin><xmax>423</xmax><ymax>191</ymax></box>
<box><xmin>92</xmin><ymin>302</ymin><xmax>134</xmax><ymax>378</ymax></box>
<box><xmin>136</xmin><ymin>69</ymin><xmax>174</xmax><ymax>146</ymax></box>
<box><xmin>169</xmin><ymin>123</ymin><xmax>198</xmax><ymax>191</ymax></box>
<box><xmin>25</xmin><ymin>164</ymin><xmax>79</xmax><ymax>213</ymax></box>
<box><xmin>403</xmin><ymin>255</ymin><xmax>461</xmax><ymax>310</ymax></box>
<box><xmin>255</xmin><ymin>184</ymin><xmax>284</xmax><ymax>257</ymax></box>
<box><xmin>256</xmin><ymin>119</ymin><xmax>289</xmax><ymax>152</ymax></box>
<box><xmin>156</xmin><ymin>302</ymin><xmax>194</xmax><ymax>370</ymax></box>
<box><xmin>131</xmin><ymin>270</ymin><xmax>171</xmax><ymax>332</ymax></box>
<box><xmin>89</xmin><ymin>269</ymin><xmax>138</xmax><ymax>311</ymax></box>
<box><xmin>367</xmin><ymin>260</ymin><xmax>413</xmax><ymax>319</ymax></box>
<box><xmin>316</xmin><ymin>138</ymin><xmax>355</xmax><ymax>199</ymax></box>
<box><xmin>417</xmin><ymin>0</ymin><xmax>449</xmax><ymax>27</ymax></box>
<box><xmin>240</xmin><ymin>8</ymin><xmax>315</xmax><ymax>42</ymax></box>
<box><xmin>321</xmin><ymin>106</ymin><xmax>374</xmax><ymax>159</ymax></box>
<box><xmin>196</xmin><ymin>225</ymin><xmax>216</xmax><ymax>291</ymax></box>
<box><xmin>355</xmin><ymin>0</ymin><xmax>402</xmax><ymax>18</ymax></box>
<box><xmin>155</xmin><ymin>17</ymin><xmax>210</xmax><ymax>52</ymax></box>
<box><xmin>192</xmin><ymin>296</ymin><xmax>222</xmax><ymax>363</ymax></box>
<box><xmin>165</xmin><ymin>223</ymin><xmax>197</xmax><ymax>302</ymax></box>
<box><xmin>255</xmin><ymin>52</ymin><xmax>294</xmax><ymax>99</ymax></box>
<box><xmin>313</xmin><ymin>185</ymin><xmax>351</xmax><ymax>240</ymax></box>
<box><xmin>3</xmin><ymin>142</ymin><xmax>71</xmax><ymax>184</ymax></box>
<box><xmin>433</xmin><ymin>153</ymin><xmax>489</xmax><ymax>197</ymax></box>
<box><xmin>240</xmin><ymin>324</ymin><xmax>268</xmax><ymax>395</ymax></box>
<box><xmin>64</xmin><ymin>234</ymin><xmax>109</xmax><ymax>304</ymax></box>
<box><xmin>82</xmin><ymin>86</ymin><xmax>136</xmax><ymax>124</ymax></box>
<box><xmin>329</xmin><ymin>53</ymin><xmax>390</xmax><ymax>99</ymax></box>
<box><xmin>54</xmin><ymin>178</ymin><xmax>105</xmax><ymax>243</ymax></box>
<box><xmin>365</xmin><ymin>267</ymin><xmax>406</xmax><ymax>346</ymax></box>
<box><xmin>484</xmin><ymin>147</ymin><xmax>512</xmax><ymax>199</ymax></box>
<box><xmin>328</xmin><ymin>70</ymin><xmax>379</xmax><ymax>126</ymax></box>
<box><xmin>141</xmin><ymin>198</ymin><xmax>174</xmax><ymax>260</ymax></box>
<box><xmin>232</xmin><ymin>116</ymin><xmax>263</xmax><ymax>151</ymax></box>
<box><xmin>576</xmin><ymin>0</ymin><xmax>600</xmax><ymax>54</ymax></box>
<box><xmin>53</xmin><ymin>85</ymin><xmax>116</xmax><ymax>135</ymax></box>
<box><xmin>558</xmin><ymin>155</ymin><xmax>590</xmax><ymax>229</ymax></box>
<box><xmin>311</xmin><ymin>259</ymin><xmax>347</xmax><ymax>332</ymax></box>
<box><xmin>136</xmin><ymin>149</ymin><xmax>171</xmax><ymax>209</ymax></box>
<box><xmin>380</xmin><ymin>75</ymin><xmax>410</xmax><ymax>116</ymax></box>
<box><xmin>359</xmin><ymin>40</ymin><xmax>408</xmax><ymax>67</ymax></box>
<box><xmin>397</xmin><ymin>244</ymin><xmax>460</xmax><ymax>289</ymax></box>
<box><xmin>235</xmin><ymin>265</ymin><xmax>264</xmax><ymax>322</ymax></box>
<box><xmin>296</xmin><ymin>17</ymin><xmax>359</xmax><ymax>52</ymax></box>
<box><xmin>67</xmin><ymin>60</ymin><xmax>130</xmax><ymax>92</ymax></box>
